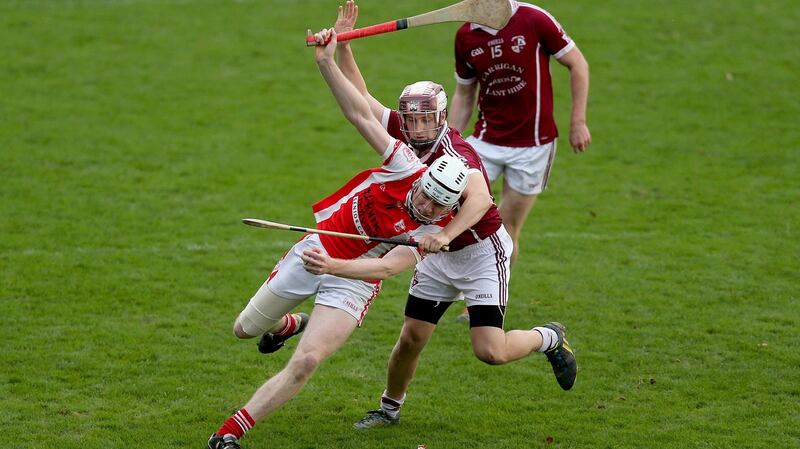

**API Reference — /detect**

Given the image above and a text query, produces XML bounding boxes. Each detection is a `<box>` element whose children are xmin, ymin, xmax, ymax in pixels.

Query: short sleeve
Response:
<box><xmin>382</xmin><ymin>139</ymin><xmax>424</xmax><ymax>174</ymax></box>
<box><xmin>454</xmin><ymin>30</ymin><xmax>477</xmax><ymax>84</ymax></box>
<box><xmin>533</xmin><ymin>8</ymin><xmax>574</xmax><ymax>58</ymax></box>
<box><xmin>385</xmin><ymin>109</ymin><xmax>404</xmax><ymax>140</ymax></box>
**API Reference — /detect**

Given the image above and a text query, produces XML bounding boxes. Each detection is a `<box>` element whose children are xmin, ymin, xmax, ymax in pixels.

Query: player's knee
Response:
<box><xmin>398</xmin><ymin>327</ymin><xmax>428</xmax><ymax>351</ymax></box>
<box><xmin>473</xmin><ymin>346</ymin><xmax>507</xmax><ymax>365</ymax></box>
<box><xmin>233</xmin><ymin>317</ymin><xmax>255</xmax><ymax>339</ymax></box>
<box><xmin>287</xmin><ymin>351</ymin><xmax>322</xmax><ymax>381</ymax></box>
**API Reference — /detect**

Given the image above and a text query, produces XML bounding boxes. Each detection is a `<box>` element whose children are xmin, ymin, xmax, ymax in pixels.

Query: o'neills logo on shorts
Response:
<box><xmin>475</xmin><ymin>293</ymin><xmax>493</xmax><ymax>299</ymax></box>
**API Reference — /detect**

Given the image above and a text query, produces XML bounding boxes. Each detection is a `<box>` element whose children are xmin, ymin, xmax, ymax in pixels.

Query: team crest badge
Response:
<box><xmin>394</xmin><ymin>220</ymin><xmax>406</xmax><ymax>232</ymax></box>
<box><xmin>511</xmin><ymin>35</ymin><xmax>526</xmax><ymax>53</ymax></box>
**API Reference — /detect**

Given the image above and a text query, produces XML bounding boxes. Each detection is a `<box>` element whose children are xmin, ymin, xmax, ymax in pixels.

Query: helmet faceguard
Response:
<box><xmin>398</xmin><ymin>81</ymin><xmax>448</xmax><ymax>152</ymax></box>
<box><xmin>406</xmin><ymin>155</ymin><xmax>469</xmax><ymax>224</ymax></box>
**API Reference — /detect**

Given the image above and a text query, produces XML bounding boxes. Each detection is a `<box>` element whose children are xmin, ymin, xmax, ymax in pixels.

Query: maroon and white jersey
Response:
<box><xmin>383</xmin><ymin>109</ymin><xmax>503</xmax><ymax>251</ymax></box>
<box><xmin>454</xmin><ymin>2</ymin><xmax>575</xmax><ymax>147</ymax></box>
<box><xmin>312</xmin><ymin>139</ymin><xmax>450</xmax><ymax>260</ymax></box>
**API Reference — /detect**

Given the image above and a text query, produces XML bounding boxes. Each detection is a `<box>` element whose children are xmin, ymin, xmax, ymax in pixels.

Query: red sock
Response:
<box><xmin>216</xmin><ymin>408</ymin><xmax>255</xmax><ymax>439</ymax></box>
<box><xmin>275</xmin><ymin>313</ymin><xmax>298</xmax><ymax>337</ymax></box>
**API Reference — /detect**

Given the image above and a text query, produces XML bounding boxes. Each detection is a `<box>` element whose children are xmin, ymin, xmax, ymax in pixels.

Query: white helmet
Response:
<box><xmin>398</xmin><ymin>81</ymin><xmax>448</xmax><ymax>151</ymax></box>
<box><xmin>407</xmin><ymin>155</ymin><xmax>469</xmax><ymax>224</ymax></box>
<box><xmin>422</xmin><ymin>155</ymin><xmax>468</xmax><ymax>206</ymax></box>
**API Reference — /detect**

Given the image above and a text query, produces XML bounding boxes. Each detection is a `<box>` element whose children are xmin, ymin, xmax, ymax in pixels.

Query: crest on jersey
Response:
<box><xmin>394</xmin><ymin>220</ymin><xmax>406</xmax><ymax>232</ymax></box>
<box><xmin>511</xmin><ymin>35</ymin><xmax>526</xmax><ymax>53</ymax></box>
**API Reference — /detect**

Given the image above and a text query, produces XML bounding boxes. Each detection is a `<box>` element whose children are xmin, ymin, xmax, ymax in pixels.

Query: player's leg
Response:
<box><xmin>384</xmin><ymin>293</ymin><xmax>455</xmax><ymax>395</ymax></box>
<box><xmin>500</xmin><ymin>140</ymin><xmax>557</xmax><ymax>266</ymax></box>
<box><xmin>209</xmin><ymin>305</ymin><xmax>359</xmax><ymax>448</ymax></box>
<box><xmin>467</xmin><ymin>313</ymin><xmax>576</xmax><ymax>390</ymax></box>
<box><xmin>469</xmin><ymin>314</ymin><xmax>540</xmax><ymax>364</ymax></box>
<box><xmin>353</xmin><ymin>288</ymin><xmax>452</xmax><ymax>430</ymax></box>
<box><xmin>353</xmin><ymin>314</ymin><xmax>439</xmax><ymax>429</ymax></box>
<box><xmin>233</xmin><ymin>236</ymin><xmax>325</xmax><ymax>353</ymax></box>
<box><xmin>387</xmin><ymin>316</ymin><xmax>437</xmax><ymax>397</ymax></box>
<box><xmin>233</xmin><ymin>282</ymin><xmax>307</xmax><ymax>340</ymax></box>
<box><xmin>244</xmin><ymin>304</ymin><xmax>358</xmax><ymax>419</ymax></box>
<box><xmin>455</xmin><ymin>225</ymin><xmax>576</xmax><ymax>388</ymax></box>
<box><xmin>496</xmin><ymin>183</ymin><xmax>537</xmax><ymax>267</ymax></box>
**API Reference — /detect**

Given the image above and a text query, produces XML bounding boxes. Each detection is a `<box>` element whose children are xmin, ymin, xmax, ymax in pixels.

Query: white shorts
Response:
<box><xmin>467</xmin><ymin>136</ymin><xmax>557</xmax><ymax>196</ymax></box>
<box><xmin>266</xmin><ymin>234</ymin><xmax>381</xmax><ymax>325</ymax></box>
<box><xmin>408</xmin><ymin>226</ymin><xmax>512</xmax><ymax>307</ymax></box>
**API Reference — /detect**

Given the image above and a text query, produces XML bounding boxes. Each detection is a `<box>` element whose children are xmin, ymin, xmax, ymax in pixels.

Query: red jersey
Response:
<box><xmin>383</xmin><ymin>109</ymin><xmax>503</xmax><ymax>250</ymax></box>
<box><xmin>312</xmin><ymin>139</ymin><xmax>450</xmax><ymax>260</ymax></box>
<box><xmin>454</xmin><ymin>2</ymin><xmax>575</xmax><ymax>147</ymax></box>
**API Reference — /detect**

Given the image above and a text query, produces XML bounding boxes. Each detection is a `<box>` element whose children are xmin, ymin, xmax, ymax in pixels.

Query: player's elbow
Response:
<box><xmin>348</xmin><ymin>112</ymin><xmax>374</xmax><ymax>132</ymax></box>
<box><xmin>368</xmin><ymin>266</ymin><xmax>393</xmax><ymax>281</ymax></box>
<box><xmin>378</xmin><ymin>258</ymin><xmax>415</xmax><ymax>280</ymax></box>
<box><xmin>472</xmin><ymin>191</ymin><xmax>494</xmax><ymax>214</ymax></box>
<box><xmin>571</xmin><ymin>55</ymin><xmax>590</xmax><ymax>77</ymax></box>
<box><xmin>378</xmin><ymin>263</ymin><xmax>405</xmax><ymax>280</ymax></box>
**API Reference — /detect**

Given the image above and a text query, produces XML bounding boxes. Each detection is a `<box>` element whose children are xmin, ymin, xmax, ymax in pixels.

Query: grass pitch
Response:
<box><xmin>1</xmin><ymin>0</ymin><xmax>798</xmax><ymax>448</ymax></box>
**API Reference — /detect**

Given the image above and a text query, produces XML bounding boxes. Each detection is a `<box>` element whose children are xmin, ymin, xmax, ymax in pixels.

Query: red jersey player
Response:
<box><xmin>205</xmin><ymin>30</ymin><xmax>471</xmax><ymax>449</ymax></box>
<box><xmin>451</xmin><ymin>0</ymin><xmax>592</xmax><ymax>265</ymax></box>
<box><xmin>304</xmin><ymin>3</ymin><xmax>579</xmax><ymax>431</ymax></box>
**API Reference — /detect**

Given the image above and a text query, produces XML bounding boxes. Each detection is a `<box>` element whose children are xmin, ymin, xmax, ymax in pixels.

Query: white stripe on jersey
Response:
<box><xmin>554</xmin><ymin>40</ymin><xmax>575</xmax><ymax>60</ymax></box>
<box><xmin>518</xmin><ymin>3</ymin><xmax>576</xmax><ymax>59</ymax></box>
<box><xmin>440</xmin><ymin>134</ymin><xmax>461</xmax><ymax>160</ymax></box>
<box><xmin>380</xmin><ymin>107</ymin><xmax>392</xmax><ymax>131</ymax></box>
<box><xmin>534</xmin><ymin>43</ymin><xmax>542</xmax><ymax>146</ymax></box>
<box><xmin>454</xmin><ymin>71</ymin><xmax>477</xmax><ymax>85</ymax></box>
<box><xmin>519</xmin><ymin>3</ymin><xmax>568</xmax><ymax>33</ymax></box>
<box><xmin>314</xmin><ymin>142</ymin><xmax>422</xmax><ymax>223</ymax></box>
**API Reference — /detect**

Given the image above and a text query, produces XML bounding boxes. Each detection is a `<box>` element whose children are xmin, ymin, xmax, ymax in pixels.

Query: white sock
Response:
<box><xmin>380</xmin><ymin>390</ymin><xmax>405</xmax><ymax>419</ymax></box>
<box><xmin>533</xmin><ymin>326</ymin><xmax>559</xmax><ymax>352</ymax></box>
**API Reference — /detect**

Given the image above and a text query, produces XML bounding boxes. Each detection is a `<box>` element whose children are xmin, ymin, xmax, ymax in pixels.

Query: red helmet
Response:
<box><xmin>398</xmin><ymin>81</ymin><xmax>448</xmax><ymax>152</ymax></box>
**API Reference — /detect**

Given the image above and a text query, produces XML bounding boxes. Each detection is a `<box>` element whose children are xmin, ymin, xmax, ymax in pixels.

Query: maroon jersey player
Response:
<box><xmin>323</xmin><ymin>2</ymin><xmax>578</xmax><ymax>431</ymax></box>
<box><xmin>451</xmin><ymin>0</ymin><xmax>592</xmax><ymax>265</ymax></box>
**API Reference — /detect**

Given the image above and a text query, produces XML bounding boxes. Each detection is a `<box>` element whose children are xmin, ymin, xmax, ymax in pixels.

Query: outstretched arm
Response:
<box><xmin>315</xmin><ymin>29</ymin><xmax>392</xmax><ymax>157</ymax></box>
<box><xmin>556</xmin><ymin>46</ymin><xmax>591</xmax><ymax>153</ymax></box>
<box><xmin>301</xmin><ymin>245</ymin><xmax>418</xmax><ymax>280</ymax></box>
<box><xmin>449</xmin><ymin>82</ymin><xmax>478</xmax><ymax>133</ymax></box>
<box><xmin>334</xmin><ymin>0</ymin><xmax>386</xmax><ymax>120</ymax></box>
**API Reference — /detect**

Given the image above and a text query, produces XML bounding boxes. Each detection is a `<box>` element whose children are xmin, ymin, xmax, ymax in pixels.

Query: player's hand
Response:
<box><xmin>418</xmin><ymin>232</ymin><xmax>451</xmax><ymax>253</ymax></box>
<box><xmin>301</xmin><ymin>246</ymin><xmax>336</xmax><ymax>275</ymax></box>
<box><xmin>312</xmin><ymin>28</ymin><xmax>338</xmax><ymax>62</ymax></box>
<box><xmin>334</xmin><ymin>0</ymin><xmax>358</xmax><ymax>37</ymax></box>
<box><xmin>569</xmin><ymin>121</ymin><xmax>591</xmax><ymax>153</ymax></box>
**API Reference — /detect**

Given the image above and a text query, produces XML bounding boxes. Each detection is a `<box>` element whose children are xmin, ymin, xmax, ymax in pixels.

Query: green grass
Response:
<box><xmin>1</xmin><ymin>0</ymin><xmax>798</xmax><ymax>448</ymax></box>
